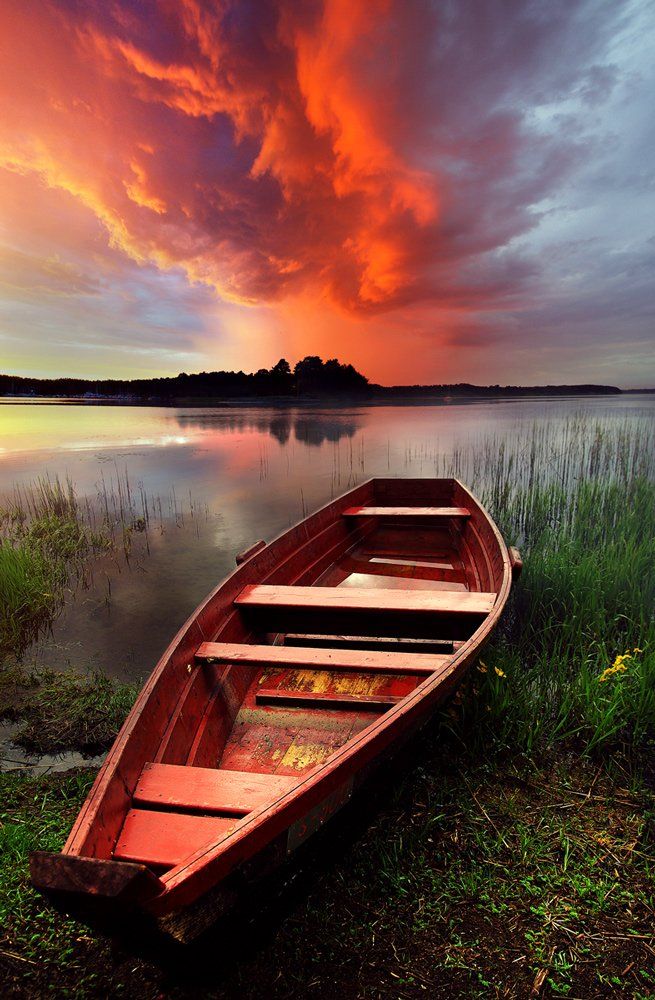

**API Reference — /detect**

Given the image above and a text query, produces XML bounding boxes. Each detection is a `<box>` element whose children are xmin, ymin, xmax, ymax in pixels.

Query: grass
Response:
<box><xmin>463</xmin><ymin>475</ymin><xmax>655</xmax><ymax>757</ymax></box>
<box><xmin>0</xmin><ymin>769</ymin><xmax>106</xmax><ymax>992</ymax></box>
<box><xmin>0</xmin><ymin>746</ymin><xmax>653</xmax><ymax>997</ymax></box>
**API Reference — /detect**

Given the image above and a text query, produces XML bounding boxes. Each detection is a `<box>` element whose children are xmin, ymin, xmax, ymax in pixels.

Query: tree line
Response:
<box><xmin>0</xmin><ymin>356</ymin><xmax>620</xmax><ymax>400</ymax></box>
<box><xmin>0</xmin><ymin>356</ymin><xmax>369</xmax><ymax>399</ymax></box>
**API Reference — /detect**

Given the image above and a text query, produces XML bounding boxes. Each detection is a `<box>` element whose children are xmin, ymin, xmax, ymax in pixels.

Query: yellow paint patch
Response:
<box><xmin>268</xmin><ymin>669</ymin><xmax>386</xmax><ymax>698</ymax></box>
<box><xmin>285</xmin><ymin>669</ymin><xmax>332</xmax><ymax>693</ymax></box>
<box><xmin>258</xmin><ymin>668</ymin><xmax>283</xmax><ymax>685</ymax></box>
<box><xmin>332</xmin><ymin>674</ymin><xmax>381</xmax><ymax>696</ymax></box>
<box><xmin>280</xmin><ymin>741</ymin><xmax>331</xmax><ymax>771</ymax></box>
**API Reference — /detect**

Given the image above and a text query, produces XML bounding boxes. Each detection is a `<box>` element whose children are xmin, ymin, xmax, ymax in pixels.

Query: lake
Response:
<box><xmin>1</xmin><ymin>394</ymin><xmax>653</xmax><ymax>681</ymax></box>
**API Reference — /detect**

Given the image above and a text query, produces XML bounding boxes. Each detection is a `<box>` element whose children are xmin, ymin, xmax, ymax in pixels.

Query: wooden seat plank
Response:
<box><xmin>114</xmin><ymin>809</ymin><xmax>238</xmax><ymax>868</ymax></box>
<box><xmin>235</xmin><ymin>585</ymin><xmax>494</xmax><ymax>616</ymax></box>
<box><xmin>133</xmin><ymin>763</ymin><xmax>297</xmax><ymax>816</ymax></box>
<box><xmin>255</xmin><ymin>689</ymin><xmax>401</xmax><ymax>711</ymax></box>
<box><xmin>343</xmin><ymin>506</ymin><xmax>470</xmax><ymax>519</ymax></box>
<box><xmin>196</xmin><ymin>641</ymin><xmax>450</xmax><ymax>676</ymax></box>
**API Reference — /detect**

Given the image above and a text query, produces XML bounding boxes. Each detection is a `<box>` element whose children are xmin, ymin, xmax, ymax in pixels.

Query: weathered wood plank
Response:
<box><xmin>343</xmin><ymin>506</ymin><xmax>470</xmax><ymax>519</ymax></box>
<box><xmin>334</xmin><ymin>553</ymin><xmax>467</xmax><ymax>586</ymax></box>
<box><xmin>369</xmin><ymin>556</ymin><xmax>454</xmax><ymax>569</ymax></box>
<box><xmin>114</xmin><ymin>810</ymin><xmax>239</xmax><ymax>868</ymax></box>
<box><xmin>134</xmin><ymin>764</ymin><xmax>296</xmax><ymax>815</ymax></box>
<box><xmin>255</xmin><ymin>689</ymin><xmax>401</xmax><ymax>711</ymax></box>
<box><xmin>195</xmin><ymin>642</ymin><xmax>450</xmax><ymax>675</ymax></box>
<box><xmin>30</xmin><ymin>852</ymin><xmax>163</xmax><ymax>900</ymax></box>
<box><xmin>235</xmin><ymin>585</ymin><xmax>494</xmax><ymax>615</ymax></box>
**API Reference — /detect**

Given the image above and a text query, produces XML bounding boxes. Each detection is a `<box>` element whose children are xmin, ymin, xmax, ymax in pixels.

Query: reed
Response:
<box><xmin>452</xmin><ymin>464</ymin><xmax>655</xmax><ymax>756</ymax></box>
<box><xmin>0</xmin><ymin>477</ymin><xmax>107</xmax><ymax>658</ymax></box>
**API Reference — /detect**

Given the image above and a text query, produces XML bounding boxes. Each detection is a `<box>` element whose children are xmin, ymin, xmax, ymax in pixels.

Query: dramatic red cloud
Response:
<box><xmin>1</xmin><ymin>0</ymin><xmax>442</xmax><ymax>313</ymax></box>
<box><xmin>1</xmin><ymin>0</ymin><xmax>640</xmax><ymax>382</ymax></box>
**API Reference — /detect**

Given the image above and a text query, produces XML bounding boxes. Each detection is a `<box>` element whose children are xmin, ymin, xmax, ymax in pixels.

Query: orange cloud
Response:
<box><xmin>0</xmin><ymin>0</ymin><xmax>442</xmax><ymax>318</ymax></box>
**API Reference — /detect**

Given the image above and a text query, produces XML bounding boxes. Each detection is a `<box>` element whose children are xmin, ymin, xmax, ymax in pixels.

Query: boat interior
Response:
<box><xmin>68</xmin><ymin>479</ymin><xmax>508</xmax><ymax>876</ymax></box>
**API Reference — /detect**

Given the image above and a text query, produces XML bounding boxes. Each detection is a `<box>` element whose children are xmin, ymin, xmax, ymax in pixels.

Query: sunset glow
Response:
<box><xmin>0</xmin><ymin>0</ymin><xmax>653</xmax><ymax>385</ymax></box>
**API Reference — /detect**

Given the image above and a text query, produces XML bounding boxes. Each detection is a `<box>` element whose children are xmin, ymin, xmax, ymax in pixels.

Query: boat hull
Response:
<box><xmin>31</xmin><ymin>478</ymin><xmax>515</xmax><ymax>940</ymax></box>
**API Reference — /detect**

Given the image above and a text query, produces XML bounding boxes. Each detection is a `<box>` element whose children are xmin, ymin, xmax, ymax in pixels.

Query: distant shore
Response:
<box><xmin>0</xmin><ymin>356</ymin><xmax>630</xmax><ymax>406</ymax></box>
<box><xmin>0</xmin><ymin>390</ymin><xmax>638</xmax><ymax>409</ymax></box>
<box><xmin>0</xmin><ymin>386</ymin><xmax>634</xmax><ymax>410</ymax></box>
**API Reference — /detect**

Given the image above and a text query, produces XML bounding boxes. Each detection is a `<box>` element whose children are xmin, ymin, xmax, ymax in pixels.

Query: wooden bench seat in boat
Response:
<box><xmin>283</xmin><ymin>634</ymin><xmax>459</xmax><ymax>652</ymax></box>
<box><xmin>133</xmin><ymin>763</ymin><xmax>296</xmax><ymax>815</ymax></box>
<box><xmin>235</xmin><ymin>585</ymin><xmax>495</xmax><ymax>640</ymax></box>
<box><xmin>235</xmin><ymin>585</ymin><xmax>494</xmax><ymax>616</ymax></box>
<box><xmin>114</xmin><ymin>765</ymin><xmax>299</xmax><ymax>869</ymax></box>
<box><xmin>342</xmin><ymin>506</ymin><xmax>471</xmax><ymax>519</ymax></box>
<box><xmin>195</xmin><ymin>641</ymin><xmax>451</xmax><ymax>676</ymax></box>
<box><xmin>115</xmin><ymin>810</ymin><xmax>239</xmax><ymax>868</ymax></box>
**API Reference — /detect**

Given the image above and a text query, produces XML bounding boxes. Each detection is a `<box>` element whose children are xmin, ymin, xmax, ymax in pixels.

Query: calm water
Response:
<box><xmin>1</xmin><ymin>395</ymin><xmax>653</xmax><ymax>681</ymax></box>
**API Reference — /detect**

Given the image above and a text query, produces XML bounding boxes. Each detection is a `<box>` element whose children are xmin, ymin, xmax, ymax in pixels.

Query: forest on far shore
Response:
<box><xmin>0</xmin><ymin>355</ymin><xmax>621</xmax><ymax>400</ymax></box>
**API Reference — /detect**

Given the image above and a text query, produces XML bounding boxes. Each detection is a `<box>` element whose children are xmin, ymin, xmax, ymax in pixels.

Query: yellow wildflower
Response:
<box><xmin>494</xmin><ymin>666</ymin><xmax>506</xmax><ymax>678</ymax></box>
<box><xmin>599</xmin><ymin>650</ymin><xmax>635</xmax><ymax>683</ymax></box>
<box><xmin>477</xmin><ymin>662</ymin><xmax>488</xmax><ymax>674</ymax></box>
<box><xmin>633</xmin><ymin>647</ymin><xmax>643</xmax><ymax>654</ymax></box>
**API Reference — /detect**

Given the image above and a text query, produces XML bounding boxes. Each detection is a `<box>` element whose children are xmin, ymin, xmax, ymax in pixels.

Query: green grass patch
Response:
<box><xmin>0</xmin><ymin>769</ymin><xmax>118</xmax><ymax>995</ymax></box>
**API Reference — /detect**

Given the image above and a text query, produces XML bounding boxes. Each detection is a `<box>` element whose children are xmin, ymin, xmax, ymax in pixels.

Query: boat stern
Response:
<box><xmin>30</xmin><ymin>850</ymin><xmax>164</xmax><ymax>921</ymax></box>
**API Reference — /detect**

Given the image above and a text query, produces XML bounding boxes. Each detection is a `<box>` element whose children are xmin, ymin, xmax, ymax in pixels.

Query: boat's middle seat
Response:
<box><xmin>133</xmin><ymin>762</ymin><xmax>296</xmax><ymax>814</ymax></box>
<box><xmin>234</xmin><ymin>585</ymin><xmax>494</xmax><ymax>641</ymax></box>
<box><xmin>235</xmin><ymin>585</ymin><xmax>494</xmax><ymax>615</ymax></box>
<box><xmin>195</xmin><ymin>641</ymin><xmax>451</xmax><ymax>675</ymax></box>
<box><xmin>342</xmin><ymin>506</ymin><xmax>471</xmax><ymax>519</ymax></box>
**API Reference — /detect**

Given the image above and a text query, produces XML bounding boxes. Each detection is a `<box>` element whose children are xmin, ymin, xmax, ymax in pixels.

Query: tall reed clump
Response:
<box><xmin>0</xmin><ymin>468</ymin><xmax>202</xmax><ymax>663</ymax></box>
<box><xmin>0</xmin><ymin>476</ymin><xmax>110</xmax><ymax>658</ymax></box>
<box><xmin>453</xmin><ymin>421</ymin><xmax>655</xmax><ymax>757</ymax></box>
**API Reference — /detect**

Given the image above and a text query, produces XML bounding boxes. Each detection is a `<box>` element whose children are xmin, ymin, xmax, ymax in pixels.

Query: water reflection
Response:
<box><xmin>174</xmin><ymin>409</ymin><xmax>359</xmax><ymax>446</ymax></box>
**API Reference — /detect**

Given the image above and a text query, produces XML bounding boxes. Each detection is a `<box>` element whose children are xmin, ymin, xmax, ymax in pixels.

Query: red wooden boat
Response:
<box><xmin>31</xmin><ymin>478</ymin><xmax>521</xmax><ymax>940</ymax></box>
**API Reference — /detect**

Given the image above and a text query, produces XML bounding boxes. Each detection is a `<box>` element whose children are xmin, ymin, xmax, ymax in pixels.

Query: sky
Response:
<box><xmin>0</xmin><ymin>0</ymin><xmax>654</xmax><ymax>387</ymax></box>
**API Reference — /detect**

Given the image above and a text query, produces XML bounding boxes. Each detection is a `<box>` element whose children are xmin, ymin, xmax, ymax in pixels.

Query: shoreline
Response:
<box><xmin>0</xmin><ymin>389</ymin><xmax>639</xmax><ymax>409</ymax></box>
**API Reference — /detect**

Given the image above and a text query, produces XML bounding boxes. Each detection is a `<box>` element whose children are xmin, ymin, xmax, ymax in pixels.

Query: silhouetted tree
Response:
<box><xmin>292</xmin><ymin>356</ymin><xmax>369</xmax><ymax>395</ymax></box>
<box><xmin>269</xmin><ymin>358</ymin><xmax>293</xmax><ymax>394</ymax></box>
<box><xmin>294</xmin><ymin>356</ymin><xmax>324</xmax><ymax>394</ymax></box>
<box><xmin>271</xmin><ymin>358</ymin><xmax>291</xmax><ymax>376</ymax></box>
